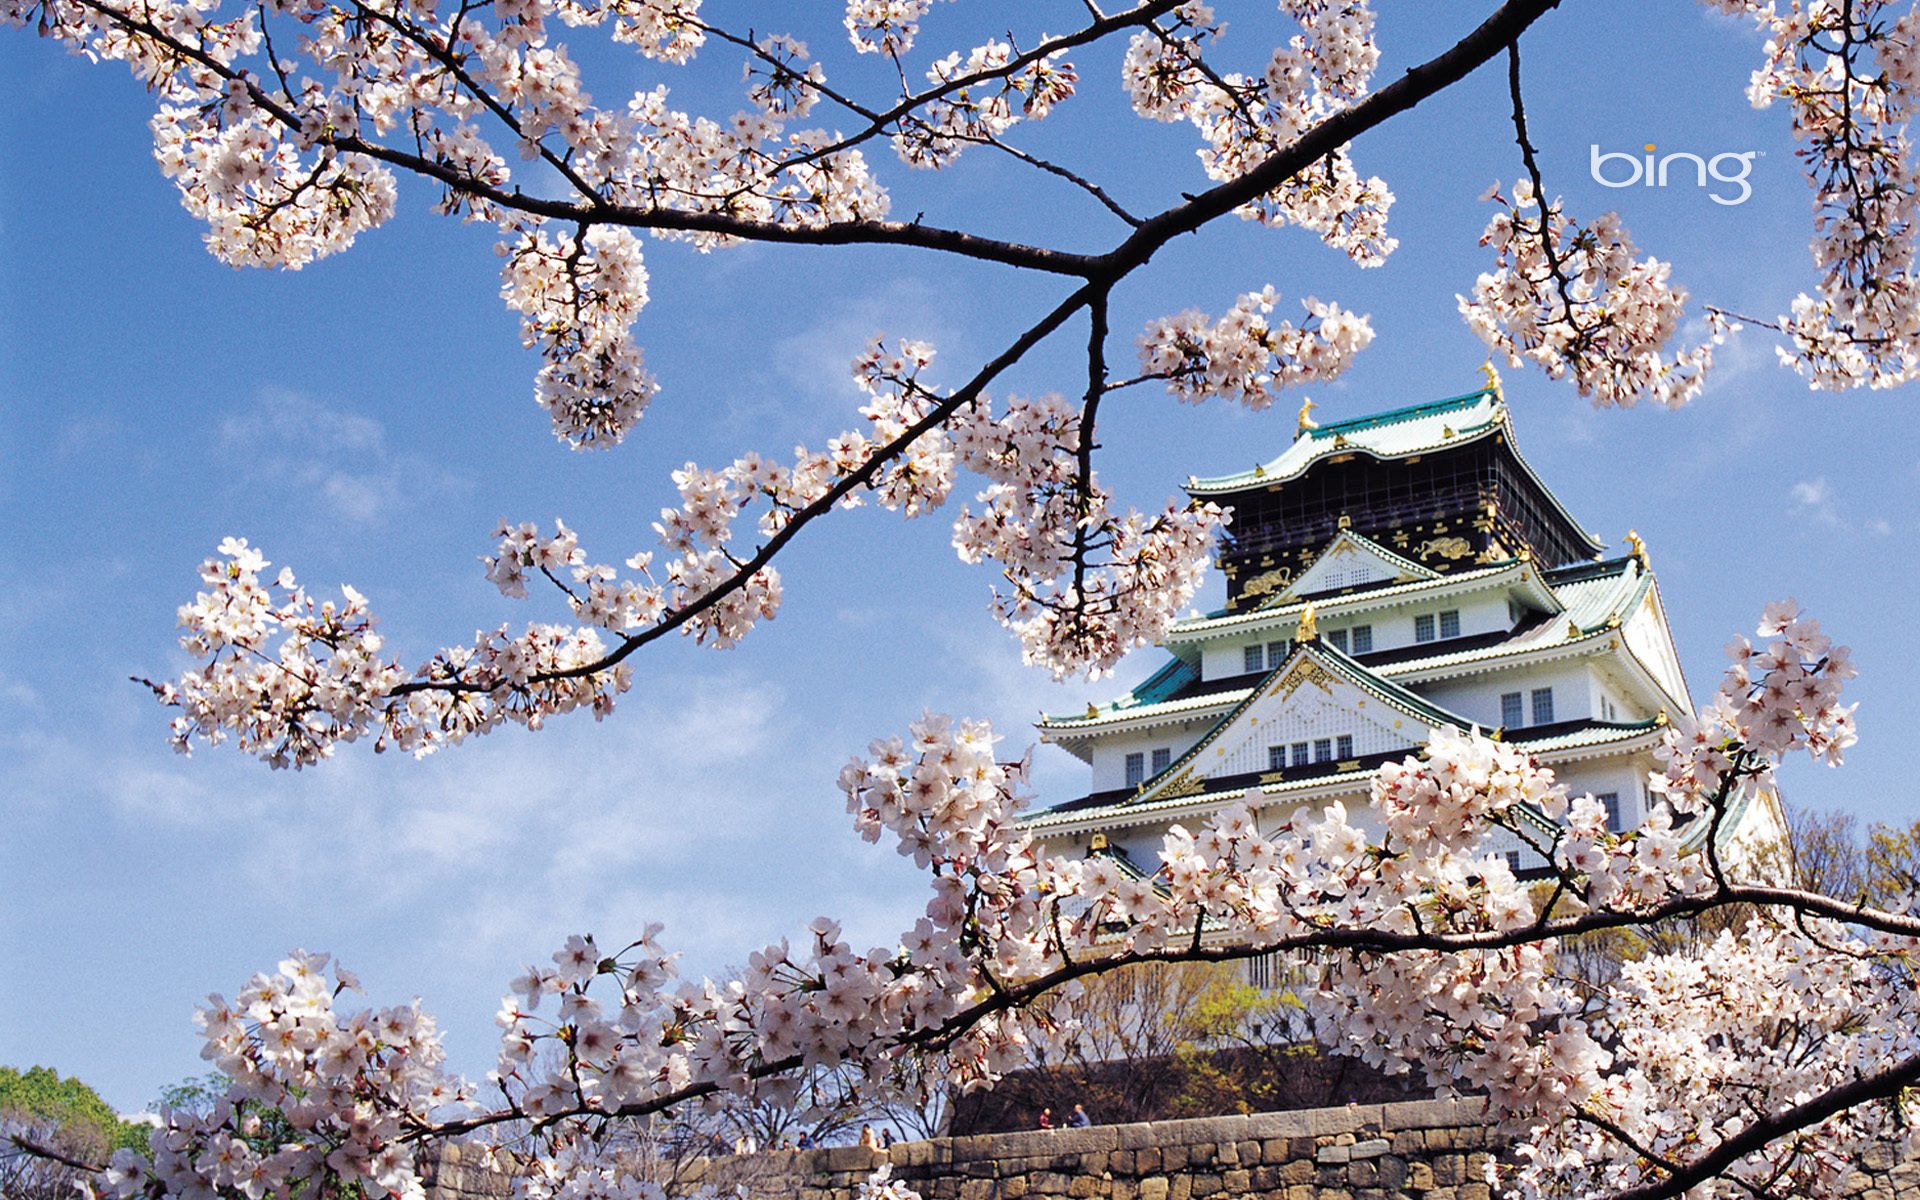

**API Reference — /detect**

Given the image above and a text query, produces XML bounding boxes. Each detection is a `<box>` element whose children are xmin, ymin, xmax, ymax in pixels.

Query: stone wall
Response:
<box><xmin>422</xmin><ymin>1097</ymin><xmax>1920</xmax><ymax>1200</ymax></box>
<box><xmin>695</xmin><ymin>1098</ymin><xmax>1492</xmax><ymax>1200</ymax></box>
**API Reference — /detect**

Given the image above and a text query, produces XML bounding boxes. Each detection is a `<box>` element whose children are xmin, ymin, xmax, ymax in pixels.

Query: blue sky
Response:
<box><xmin>2</xmin><ymin>1</ymin><xmax>1916</xmax><ymax>1112</ymax></box>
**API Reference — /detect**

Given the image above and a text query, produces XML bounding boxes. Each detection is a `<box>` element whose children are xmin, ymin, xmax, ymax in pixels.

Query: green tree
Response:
<box><xmin>0</xmin><ymin>1066</ymin><xmax>146</xmax><ymax>1155</ymax></box>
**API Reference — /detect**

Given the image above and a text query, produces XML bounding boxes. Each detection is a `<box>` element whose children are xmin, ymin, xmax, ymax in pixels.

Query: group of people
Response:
<box><xmin>1036</xmin><ymin>1104</ymin><xmax>1093</xmax><ymax>1130</ymax></box>
<box><xmin>856</xmin><ymin>1125</ymin><xmax>898</xmax><ymax>1151</ymax></box>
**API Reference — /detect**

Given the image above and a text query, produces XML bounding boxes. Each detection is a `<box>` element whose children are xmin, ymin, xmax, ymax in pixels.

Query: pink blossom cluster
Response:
<box><xmin>154</xmin><ymin>538</ymin><xmax>409</xmax><ymax>769</ymax></box>
<box><xmin>843</xmin><ymin>0</ymin><xmax>942</xmax><ymax>59</ymax></box>
<box><xmin>893</xmin><ymin>41</ymin><xmax>1077</xmax><ymax>168</ymax></box>
<box><xmin>1708</xmin><ymin>0</ymin><xmax>1920</xmax><ymax>389</ymax></box>
<box><xmin>1121</xmin><ymin>2</ymin><xmax>1396</xmax><ymax>263</ymax></box>
<box><xmin>499</xmin><ymin>226</ymin><xmax>659</xmax><ymax>447</ymax></box>
<box><xmin>1651</xmin><ymin>598</ymin><xmax>1857</xmax><ymax>817</ymax></box>
<box><xmin>946</xmin><ymin>393</ymin><xmax>1226</xmax><ymax>679</ymax></box>
<box><xmin>1513</xmin><ymin>916</ymin><xmax>1918</xmax><ymax>1200</ymax></box>
<box><xmin>1136</xmin><ymin>285</ymin><xmax>1374</xmax><ymax>407</ymax></box>
<box><xmin>103</xmin><ymin>951</ymin><xmax>466</xmax><ymax>1200</ymax></box>
<box><xmin>1459</xmin><ymin>181</ymin><xmax>1719</xmax><ymax>408</ymax></box>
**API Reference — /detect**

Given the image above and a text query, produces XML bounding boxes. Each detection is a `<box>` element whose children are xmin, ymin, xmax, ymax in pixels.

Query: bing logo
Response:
<box><xmin>1590</xmin><ymin>143</ymin><xmax>1757</xmax><ymax>206</ymax></box>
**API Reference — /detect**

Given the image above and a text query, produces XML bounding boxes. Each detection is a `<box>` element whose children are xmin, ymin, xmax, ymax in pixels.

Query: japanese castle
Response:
<box><xmin>1021</xmin><ymin>381</ymin><xmax>1781</xmax><ymax>884</ymax></box>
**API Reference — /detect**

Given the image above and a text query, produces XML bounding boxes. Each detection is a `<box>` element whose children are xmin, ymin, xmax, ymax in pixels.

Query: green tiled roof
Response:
<box><xmin>1186</xmin><ymin>389</ymin><xmax>1502</xmax><ymax>494</ymax></box>
<box><xmin>1184</xmin><ymin>387</ymin><xmax>1604</xmax><ymax>556</ymax></box>
<box><xmin>1041</xmin><ymin>557</ymin><xmax>1649</xmax><ymax>734</ymax></box>
<box><xmin>1022</xmin><ymin>720</ymin><xmax>1667</xmax><ymax>832</ymax></box>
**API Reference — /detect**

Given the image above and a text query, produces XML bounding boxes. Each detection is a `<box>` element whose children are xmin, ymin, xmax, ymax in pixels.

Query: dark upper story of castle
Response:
<box><xmin>1184</xmin><ymin>387</ymin><xmax>1606</xmax><ymax>610</ymax></box>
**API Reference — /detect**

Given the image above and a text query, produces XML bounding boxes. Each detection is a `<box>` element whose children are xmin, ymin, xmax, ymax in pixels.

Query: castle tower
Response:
<box><xmin>1020</xmin><ymin>384</ymin><xmax>1781</xmax><ymax>933</ymax></box>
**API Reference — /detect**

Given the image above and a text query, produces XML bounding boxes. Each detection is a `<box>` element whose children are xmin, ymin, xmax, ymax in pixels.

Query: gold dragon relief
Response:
<box><xmin>1413</xmin><ymin>535</ymin><xmax>1474</xmax><ymax>562</ymax></box>
<box><xmin>1238</xmin><ymin>566</ymin><xmax>1294</xmax><ymax>600</ymax></box>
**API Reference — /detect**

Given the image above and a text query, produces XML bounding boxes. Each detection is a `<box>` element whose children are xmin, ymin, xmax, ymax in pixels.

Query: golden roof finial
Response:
<box><xmin>1479</xmin><ymin>357</ymin><xmax>1504</xmax><ymax>400</ymax></box>
<box><xmin>1625</xmin><ymin>529</ymin><xmax>1648</xmax><ymax>564</ymax></box>
<box><xmin>1297</xmin><ymin>602</ymin><xmax>1319</xmax><ymax>643</ymax></box>
<box><xmin>1296</xmin><ymin>396</ymin><xmax>1320</xmax><ymax>435</ymax></box>
<box><xmin>1085</xmin><ymin>702</ymin><xmax>1100</xmax><ymax>719</ymax></box>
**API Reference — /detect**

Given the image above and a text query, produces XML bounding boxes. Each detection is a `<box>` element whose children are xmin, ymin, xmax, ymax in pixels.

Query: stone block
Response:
<box><xmin>1223</xmin><ymin>1169</ymin><xmax>1251</xmax><ymax>1193</ymax></box>
<box><xmin>1259</xmin><ymin>1139</ymin><xmax>1290</xmax><ymax>1165</ymax></box>
<box><xmin>1347</xmin><ymin>1160</ymin><xmax>1378</xmax><ymax>1186</ymax></box>
<box><xmin>1408</xmin><ymin>1160</ymin><xmax>1434</xmax><ymax>1189</ymax></box>
<box><xmin>1309</xmin><ymin>1107</ymin><xmax>1379</xmax><ymax>1138</ymax></box>
<box><xmin>1139</xmin><ymin>1177</ymin><xmax>1169</xmax><ymax>1200</ymax></box>
<box><xmin>1459</xmin><ymin>1184</ymin><xmax>1491</xmax><ymax>1200</ymax></box>
<box><xmin>1430</xmin><ymin>1156</ymin><xmax>1464</xmax><ymax>1187</ymax></box>
<box><xmin>1189</xmin><ymin>1172</ymin><xmax>1223</xmax><ymax>1197</ymax></box>
<box><xmin>1376</xmin><ymin>1156</ymin><xmax>1407</xmax><ymax>1191</ymax></box>
<box><xmin>1115</xmin><ymin>1123</ymin><xmax>1163</xmax><ymax>1151</ymax></box>
<box><xmin>1004</xmin><ymin>1179</ymin><xmax>1029</xmax><ymax>1199</ymax></box>
<box><xmin>1350</xmin><ymin>1140</ymin><xmax>1390</xmax><ymax>1160</ymax></box>
<box><xmin>1033</xmin><ymin>1172</ymin><xmax>1072</xmax><ymax>1194</ymax></box>
<box><xmin>1465</xmin><ymin>1153</ymin><xmax>1492</xmax><ymax>1181</ymax></box>
<box><xmin>822</xmin><ymin>1146</ymin><xmax>884</xmax><ymax>1173</ymax></box>
<box><xmin>959</xmin><ymin>1180</ymin><xmax>993</xmax><ymax>1200</ymax></box>
<box><xmin>1315</xmin><ymin>1145</ymin><xmax>1352</xmax><ymax>1165</ymax></box>
<box><xmin>1069</xmin><ymin>1176</ymin><xmax>1101</xmax><ymax>1198</ymax></box>
<box><xmin>1162</xmin><ymin>1145</ymin><xmax>1189</xmax><ymax>1173</ymax></box>
<box><xmin>1109</xmin><ymin>1151</ymin><xmax>1135</xmax><ymax>1175</ymax></box>
<box><xmin>1136</xmin><ymin>1149</ymin><xmax>1163</xmax><ymax>1174</ymax></box>
<box><xmin>1168</xmin><ymin>1175</ymin><xmax>1192</xmax><ymax>1200</ymax></box>
<box><xmin>1278</xmin><ymin>1161</ymin><xmax>1313</xmax><ymax>1185</ymax></box>
<box><xmin>1244</xmin><ymin>1111</ymin><xmax>1313</xmax><ymax>1141</ymax></box>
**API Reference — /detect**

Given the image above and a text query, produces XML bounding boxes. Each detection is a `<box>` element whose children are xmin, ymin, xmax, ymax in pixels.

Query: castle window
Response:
<box><xmin>1505</xmin><ymin>850</ymin><xmax>1523</xmax><ymax>872</ymax></box>
<box><xmin>1313</xmin><ymin>738</ymin><xmax>1333</xmax><ymax>763</ymax></box>
<box><xmin>1243</xmin><ymin>644</ymin><xmax>1263</xmax><ymax>673</ymax></box>
<box><xmin>1267</xmin><ymin>745</ymin><xmax>1285</xmax><ymax>772</ymax></box>
<box><xmin>1124</xmin><ymin>752</ymin><xmax>1145</xmax><ymax>787</ymax></box>
<box><xmin>1501</xmin><ymin>691</ymin><xmax>1524</xmax><ymax>728</ymax></box>
<box><xmin>1350</xmin><ymin>624</ymin><xmax>1373</xmax><ymax>654</ymax></box>
<box><xmin>1439</xmin><ymin>609</ymin><xmax>1461</xmax><ymax>639</ymax></box>
<box><xmin>1327</xmin><ymin>628</ymin><xmax>1348</xmax><ymax>652</ymax></box>
<box><xmin>1531</xmin><ymin>687</ymin><xmax>1555</xmax><ymax>725</ymax></box>
<box><xmin>1414</xmin><ymin>614</ymin><xmax>1436</xmax><ymax>642</ymax></box>
<box><xmin>1290</xmin><ymin>742</ymin><xmax>1309</xmax><ymax>768</ymax></box>
<box><xmin>1267</xmin><ymin>639</ymin><xmax>1287</xmax><ymax>665</ymax></box>
<box><xmin>1336</xmin><ymin>734</ymin><xmax>1354</xmax><ymax>759</ymax></box>
<box><xmin>1151</xmin><ymin>747</ymin><xmax>1171</xmax><ymax>774</ymax></box>
<box><xmin>1597</xmin><ymin>791</ymin><xmax>1623</xmax><ymax>831</ymax></box>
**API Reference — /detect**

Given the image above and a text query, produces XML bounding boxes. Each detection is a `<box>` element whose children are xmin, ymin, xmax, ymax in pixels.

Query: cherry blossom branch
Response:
<box><xmin>1605</xmin><ymin>1052</ymin><xmax>1920</xmax><ymax>1200</ymax></box>
<box><xmin>687</xmin><ymin>0</ymin><xmax>1186</xmax><ymax>183</ymax></box>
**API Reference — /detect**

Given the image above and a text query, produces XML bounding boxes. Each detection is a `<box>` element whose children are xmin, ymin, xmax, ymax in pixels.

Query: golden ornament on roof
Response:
<box><xmin>1626</xmin><ymin>529</ymin><xmax>1648</xmax><ymax>563</ymax></box>
<box><xmin>1297</xmin><ymin>602</ymin><xmax>1319</xmax><ymax>642</ymax></box>
<box><xmin>1296</xmin><ymin>396</ymin><xmax>1320</xmax><ymax>434</ymax></box>
<box><xmin>1479</xmin><ymin>357</ymin><xmax>1504</xmax><ymax>399</ymax></box>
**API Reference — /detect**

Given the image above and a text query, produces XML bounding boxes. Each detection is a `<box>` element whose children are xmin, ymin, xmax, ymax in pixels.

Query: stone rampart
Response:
<box><xmin>423</xmin><ymin>1097</ymin><xmax>1920</xmax><ymax>1200</ymax></box>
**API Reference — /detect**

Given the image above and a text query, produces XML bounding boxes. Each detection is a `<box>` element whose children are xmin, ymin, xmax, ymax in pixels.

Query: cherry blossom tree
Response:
<box><xmin>5</xmin><ymin>0</ymin><xmax>1920</xmax><ymax>1198</ymax></box>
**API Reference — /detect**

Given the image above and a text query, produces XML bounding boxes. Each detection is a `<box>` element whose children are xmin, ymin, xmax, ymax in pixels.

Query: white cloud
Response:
<box><xmin>1790</xmin><ymin>478</ymin><xmax>1830</xmax><ymax>507</ymax></box>
<box><xmin>215</xmin><ymin>388</ymin><xmax>464</xmax><ymax>525</ymax></box>
<box><xmin>733</xmin><ymin>279</ymin><xmax>968</xmax><ymax>440</ymax></box>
